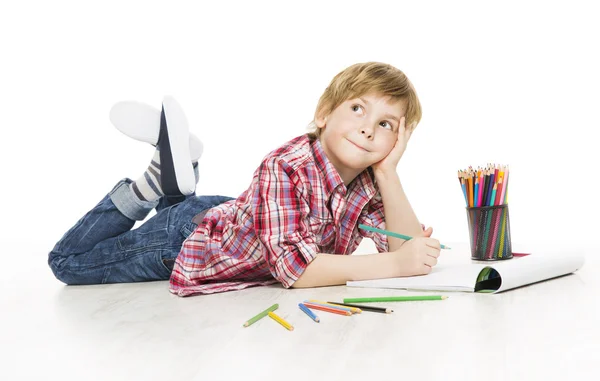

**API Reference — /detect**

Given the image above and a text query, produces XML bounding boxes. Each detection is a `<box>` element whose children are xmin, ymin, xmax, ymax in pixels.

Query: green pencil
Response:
<box><xmin>358</xmin><ymin>224</ymin><xmax>451</xmax><ymax>250</ymax></box>
<box><xmin>343</xmin><ymin>296</ymin><xmax>448</xmax><ymax>303</ymax></box>
<box><xmin>243</xmin><ymin>303</ymin><xmax>279</xmax><ymax>327</ymax></box>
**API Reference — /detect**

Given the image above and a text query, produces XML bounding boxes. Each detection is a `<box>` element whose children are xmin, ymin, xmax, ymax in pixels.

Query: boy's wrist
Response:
<box><xmin>373</xmin><ymin>167</ymin><xmax>400</xmax><ymax>184</ymax></box>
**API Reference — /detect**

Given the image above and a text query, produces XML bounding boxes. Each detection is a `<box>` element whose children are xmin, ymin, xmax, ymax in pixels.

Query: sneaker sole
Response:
<box><xmin>161</xmin><ymin>96</ymin><xmax>195</xmax><ymax>195</ymax></box>
<box><xmin>109</xmin><ymin>100</ymin><xmax>203</xmax><ymax>161</ymax></box>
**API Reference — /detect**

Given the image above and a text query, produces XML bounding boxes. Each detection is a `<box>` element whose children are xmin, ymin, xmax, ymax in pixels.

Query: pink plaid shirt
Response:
<box><xmin>169</xmin><ymin>134</ymin><xmax>389</xmax><ymax>297</ymax></box>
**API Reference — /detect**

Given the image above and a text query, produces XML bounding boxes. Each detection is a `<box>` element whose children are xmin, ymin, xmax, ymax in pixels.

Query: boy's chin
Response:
<box><xmin>341</xmin><ymin>159</ymin><xmax>373</xmax><ymax>171</ymax></box>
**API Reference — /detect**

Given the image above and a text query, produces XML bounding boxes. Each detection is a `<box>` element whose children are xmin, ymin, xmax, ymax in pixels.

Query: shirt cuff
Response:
<box><xmin>274</xmin><ymin>232</ymin><xmax>319</xmax><ymax>288</ymax></box>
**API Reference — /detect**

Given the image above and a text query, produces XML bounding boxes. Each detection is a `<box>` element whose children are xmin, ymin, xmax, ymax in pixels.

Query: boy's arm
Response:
<box><xmin>365</xmin><ymin>116</ymin><xmax>424</xmax><ymax>252</ymax></box>
<box><xmin>374</xmin><ymin>170</ymin><xmax>423</xmax><ymax>252</ymax></box>
<box><xmin>291</xmin><ymin>251</ymin><xmax>399</xmax><ymax>288</ymax></box>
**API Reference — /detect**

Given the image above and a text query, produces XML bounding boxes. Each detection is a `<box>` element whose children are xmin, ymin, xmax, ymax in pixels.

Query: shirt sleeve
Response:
<box><xmin>251</xmin><ymin>157</ymin><xmax>319</xmax><ymax>288</ymax></box>
<box><xmin>356</xmin><ymin>190</ymin><xmax>389</xmax><ymax>253</ymax></box>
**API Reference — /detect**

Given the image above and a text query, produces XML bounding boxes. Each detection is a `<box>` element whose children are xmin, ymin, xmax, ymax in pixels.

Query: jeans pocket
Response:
<box><xmin>180</xmin><ymin>222</ymin><xmax>199</xmax><ymax>239</ymax></box>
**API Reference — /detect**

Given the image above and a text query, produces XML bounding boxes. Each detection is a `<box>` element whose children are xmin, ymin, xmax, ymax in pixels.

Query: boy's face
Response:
<box><xmin>316</xmin><ymin>93</ymin><xmax>406</xmax><ymax>185</ymax></box>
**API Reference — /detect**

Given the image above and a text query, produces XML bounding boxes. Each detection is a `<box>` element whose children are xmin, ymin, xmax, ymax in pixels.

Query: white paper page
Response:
<box><xmin>490</xmin><ymin>249</ymin><xmax>585</xmax><ymax>293</ymax></box>
<box><xmin>346</xmin><ymin>245</ymin><xmax>585</xmax><ymax>293</ymax></box>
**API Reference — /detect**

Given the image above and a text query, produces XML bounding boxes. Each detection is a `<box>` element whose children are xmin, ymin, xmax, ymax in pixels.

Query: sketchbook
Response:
<box><xmin>346</xmin><ymin>244</ymin><xmax>585</xmax><ymax>293</ymax></box>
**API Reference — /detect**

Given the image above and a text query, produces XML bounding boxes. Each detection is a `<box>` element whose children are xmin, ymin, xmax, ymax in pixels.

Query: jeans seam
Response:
<box><xmin>116</xmin><ymin>228</ymin><xmax>168</xmax><ymax>252</ymax></box>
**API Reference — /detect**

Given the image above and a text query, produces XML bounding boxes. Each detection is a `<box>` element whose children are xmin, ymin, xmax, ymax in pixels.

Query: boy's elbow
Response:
<box><xmin>289</xmin><ymin>275</ymin><xmax>312</xmax><ymax>288</ymax></box>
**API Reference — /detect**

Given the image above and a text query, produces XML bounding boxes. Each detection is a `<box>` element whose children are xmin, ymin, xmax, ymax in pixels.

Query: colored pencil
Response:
<box><xmin>474</xmin><ymin>177</ymin><xmax>479</xmax><ymax>208</ymax></box>
<box><xmin>472</xmin><ymin>206</ymin><xmax>479</xmax><ymax>253</ymax></box>
<box><xmin>268</xmin><ymin>311</ymin><xmax>294</xmax><ymax>331</ymax></box>
<box><xmin>486</xmin><ymin>167</ymin><xmax>496</xmax><ymax>207</ymax></box>
<box><xmin>358</xmin><ymin>224</ymin><xmax>451</xmax><ymax>250</ymax></box>
<box><xmin>327</xmin><ymin>301</ymin><xmax>393</xmax><ymax>314</ymax></box>
<box><xmin>494</xmin><ymin>176</ymin><xmax>504</xmax><ymax>206</ymax></box>
<box><xmin>489</xmin><ymin>182</ymin><xmax>498</xmax><ymax>207</ymax></box>
<box><xmin>308</xmin><ymin>300</ymin><xmax>361</xmax><ymax>314</ymax></box>
<box><xmin>499</xmin><ymin>166</ymin><xmax>509</xmax><ymax>205</ymax></box>
<box><xmin>482</xmin><ymin>168</ymin><xmax>492</xmax><ymax>206</ymax></box>
<box><xmin>243</xmin><ymin>303</ymin><xmax>279</xmax><ymax>327</ymax></box>
<box><xmin>343</xmin><ymin>296</ymin><xmax>448</xmax><ymax>303</ymax></box>
<box><xmin>498</xmin><ymin>206</ymin><xmax>508</xmax><ymax>258</ymax></box>
<box><xmin>481</xmin><ymin>201</ymin><xmax>494</xmax><ymax>257</ymax></box>
<box><xmin>298</xmin><ymin>303</ymin><xmax>320</xmax><ymax>322</ymax></box>
<box><xmin>301</xmin><ymin>302</ymin><xmax>352</xmax><ymax>316</ymax></box>
<box><xmin>477</xmin><ymin>171</ymin><xmax>483</xmax><ymax>207</ymax></box>
<box><xmin>459</xmin><ymin>171</ymin><xmax>468</xmax><ymax>206</ymax></box>
<box><xmin>480</xmin><ymin>168</ymin><xmax>487</xmax><ymax>206</ymax></box>
<box><xmin>468</xmin><ymin>175</ymin><xmax>473</xmax><ymax>207</ymax></box>
<box><xmin>482</xmin><ymin>168</ymin><xmax>490</xmax><ymax>206</ymax></box>
<box><xmin>488</xmin><ymin>207</ymin><xmax>502</xmax><ymax>259</ymax></box>
<box><xmin>305</xmin><ymin>300</ymin><xmax>356</xmax><ymax>313</ymax></box>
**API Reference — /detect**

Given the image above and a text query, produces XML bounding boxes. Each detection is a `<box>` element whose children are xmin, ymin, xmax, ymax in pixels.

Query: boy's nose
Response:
<box><xmin>360</xmin><ymin>126</ymin><xmax>374</xmax><ymax>139</ymax></box>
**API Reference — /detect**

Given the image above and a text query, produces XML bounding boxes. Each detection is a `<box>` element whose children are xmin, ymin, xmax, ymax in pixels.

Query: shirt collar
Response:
<box><xmin>348</xmin><ymin>166</ymin><xmax>377</xmax><ymax>200</ymax></box>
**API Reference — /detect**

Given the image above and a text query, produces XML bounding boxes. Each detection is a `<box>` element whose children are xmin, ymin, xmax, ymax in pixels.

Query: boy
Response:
<box><xmin>48</xmin><ymin>62</ymin><xmax>441</xmax><ymax>297</ymax></box>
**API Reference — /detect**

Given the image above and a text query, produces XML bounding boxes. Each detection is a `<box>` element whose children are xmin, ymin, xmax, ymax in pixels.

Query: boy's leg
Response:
<box><xmin>155</xmin><ymin>162</ymin><xmax>199</xmax><ymax>213</ymax></box>
<box><xmin>110</xmin><ymin>97</ymin><xmax>203</xmax><ymax>213</ymax></box>
<box><xmin>48</xmin><ymin>178</ymin><xmax>170</xmax><ymax>284</ymax></box>
<box><xmin>48</xmin><ymin>96</ymin><xmax>202</xmax><ymax>285</ymax></box>
<box><xmin>48</xmin><ymin>180</ymin><xmax>234</xmax><ymax>285</ymax></box>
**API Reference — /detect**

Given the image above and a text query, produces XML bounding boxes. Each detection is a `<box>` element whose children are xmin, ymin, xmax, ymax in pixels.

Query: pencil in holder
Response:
<box><xmin>466</xmin><ymin>204</ymin><xmax>513</xmax><ymax>260</ymax></box>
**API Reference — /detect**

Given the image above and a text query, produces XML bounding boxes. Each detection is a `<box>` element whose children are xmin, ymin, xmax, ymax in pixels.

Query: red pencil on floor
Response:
<box><xmin>302</xmin><ymin>302</ymin><xmax>352</xmax><ymax>316</ymax></box>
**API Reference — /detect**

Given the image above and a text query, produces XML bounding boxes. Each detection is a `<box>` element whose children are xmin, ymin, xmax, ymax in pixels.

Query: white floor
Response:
<box><xmin>1</xmin><ymin>240</ymin><xmax>599</xmax><ymax>381</ymax></box>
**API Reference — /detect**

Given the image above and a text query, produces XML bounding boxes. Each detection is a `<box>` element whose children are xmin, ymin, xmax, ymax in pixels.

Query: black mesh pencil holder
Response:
<box><xmin>466</xmin><ymin>204</ymin><xmax>513</xmax><ymax>261</ymax></box>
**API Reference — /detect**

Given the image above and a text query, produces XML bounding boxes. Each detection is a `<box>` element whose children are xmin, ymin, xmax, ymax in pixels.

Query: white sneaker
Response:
<box><xmin>109</xmin><ymin>99</ymin><xmax>204</xmax><ymax>162</ymax></box>
<box><xmin>159</xmin><ymin>96</ymin><xmax>195</xmax><ymax>195</ymax></box>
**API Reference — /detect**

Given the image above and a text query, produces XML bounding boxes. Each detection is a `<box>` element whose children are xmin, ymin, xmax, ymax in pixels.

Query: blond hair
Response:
<box><xmin>308</xmin><ymin>62</ymin><xmax>422</xmax><ymax>138</ymax></box>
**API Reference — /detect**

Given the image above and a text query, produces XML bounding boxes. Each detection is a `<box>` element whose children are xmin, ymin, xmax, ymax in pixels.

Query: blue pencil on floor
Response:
<box><xmin>298</xmin><ymin>303</ymin><xmax>320</xmax><ymax>322</ymax></box>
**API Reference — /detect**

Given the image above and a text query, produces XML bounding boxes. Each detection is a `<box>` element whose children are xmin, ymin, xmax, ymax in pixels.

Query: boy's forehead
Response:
<box><xmin>349</xmin><ymin>93</ymin><xmax>406</xmax><ymax>111</ymax></box>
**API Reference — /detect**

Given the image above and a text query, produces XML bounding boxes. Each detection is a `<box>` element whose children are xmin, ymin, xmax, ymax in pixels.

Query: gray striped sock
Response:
<box><xmin>130</xmin><ymin>149</ymin><xmax>199</xmax><ymax>202</ymax></box>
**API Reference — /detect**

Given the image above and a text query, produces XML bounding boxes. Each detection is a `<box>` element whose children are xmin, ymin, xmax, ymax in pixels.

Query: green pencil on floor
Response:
<box><xmin>343</xmin><ymin>296</ymin><xmax>448</xmax><ymax>303</ymax></box>
<box><xmin>243</xmin><ymin>303</ymin><xmax>279</xmax><ymax>327</ymax></box>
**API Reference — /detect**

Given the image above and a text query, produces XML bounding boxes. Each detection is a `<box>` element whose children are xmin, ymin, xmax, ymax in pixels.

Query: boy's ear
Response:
<box><xmin>315</xmin><ymin>115</ymin><xmax>328</xmax><ymax>128</ymax></box>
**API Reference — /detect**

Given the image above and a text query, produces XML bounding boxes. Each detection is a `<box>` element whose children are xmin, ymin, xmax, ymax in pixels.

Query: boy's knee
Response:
<box><xmin>48</xmin><ymin>253</ymin><xmax>81</xmax><ymax>285</ymax></box>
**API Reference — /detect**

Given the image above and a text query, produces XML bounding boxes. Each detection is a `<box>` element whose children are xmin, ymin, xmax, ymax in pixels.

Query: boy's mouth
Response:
<box><xmin>347</xmin><ymin>139</ymin><xmax>369</xmax><ymax>152</ymax></box>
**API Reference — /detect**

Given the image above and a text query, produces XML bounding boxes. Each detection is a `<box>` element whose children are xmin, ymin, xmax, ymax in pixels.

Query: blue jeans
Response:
<box><xmin>48</xmin><ymin>178</ymin><xmax>234</xmax><ymax>285</ymax></box>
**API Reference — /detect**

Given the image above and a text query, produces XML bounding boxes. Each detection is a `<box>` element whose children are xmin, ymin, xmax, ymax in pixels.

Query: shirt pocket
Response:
<box><xmin>308</xmin><ymin>214</ymin><xmax>335</xmax><ymax>248</ymax></box>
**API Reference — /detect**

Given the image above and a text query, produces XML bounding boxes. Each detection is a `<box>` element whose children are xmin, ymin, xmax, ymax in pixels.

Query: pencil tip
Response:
<box><xmin>441</xmin><ymin>296</ymin><xmax>449</xmax><ymax>300</ymax></box>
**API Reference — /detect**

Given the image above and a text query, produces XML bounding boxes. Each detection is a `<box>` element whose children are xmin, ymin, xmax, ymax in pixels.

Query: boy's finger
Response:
<box><xmin>423</xmin><ymin>253</ymin><xmax>438</xmax><ymax>267</ymax></box>
<box><xmin>398</xmin><ymin>116</ymin><xmax>406</xmax><ymax>133</ymax></box>
<box><xmin>426</xmin><ymin>247</ymin><xmax>440</xmax><ymax>259</ymax></box>
<box><xmin>425</xmin><ymin>238</ymin><xmax>441</xmax><ymax>250</ymax></box>
<box><xmin>422</xmin><ymin>227</ymin><xmax>433</xmax><ymax>237</ymax></box>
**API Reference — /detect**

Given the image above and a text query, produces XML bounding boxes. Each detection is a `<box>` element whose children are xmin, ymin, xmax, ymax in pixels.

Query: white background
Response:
<box><xmin>1</xmin><ymin>0</ymin><xmax>598</xmax><ymax>255</ymax></box>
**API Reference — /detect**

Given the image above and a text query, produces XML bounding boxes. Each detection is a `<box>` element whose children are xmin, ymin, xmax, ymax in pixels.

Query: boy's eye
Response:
<box><xmin>380</xmin><ymin>121</ymin><xmax>392</xmax><ymax>130</ymax></box>
<box><xmin>352</xmin><ymin>104</ymin><xmax>393</xmax><ymax>130</ymax></box>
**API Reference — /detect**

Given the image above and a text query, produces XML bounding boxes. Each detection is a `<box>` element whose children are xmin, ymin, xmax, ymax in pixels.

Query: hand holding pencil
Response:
<box><xmin>359</xmin><ymin>224</ymin><xmax>443</xmax><ymax>277</ymax></box>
